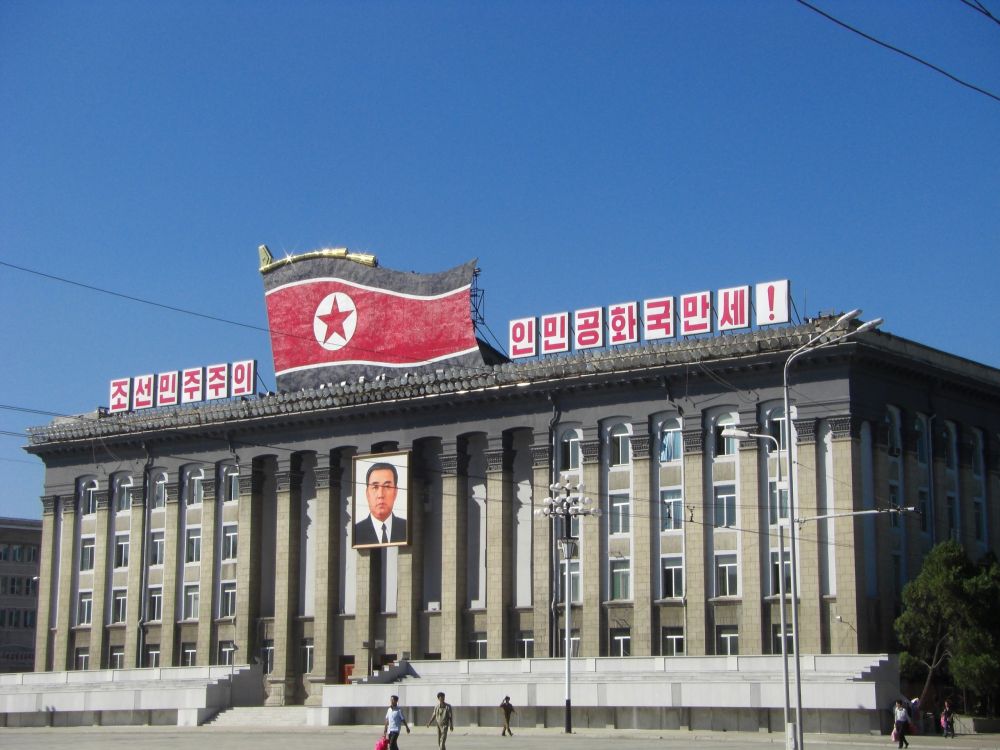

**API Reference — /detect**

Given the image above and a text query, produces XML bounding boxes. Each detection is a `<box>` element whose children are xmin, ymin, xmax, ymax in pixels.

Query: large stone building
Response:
<box><xmin>23</xmin><ymin>304</ymin><xmax>1000</xmax><ymax>714</ymax></box>
<box><xmin>0</xmin><ymin>517</ymin><xmax>41</xmax><ymax>672</ymax></box>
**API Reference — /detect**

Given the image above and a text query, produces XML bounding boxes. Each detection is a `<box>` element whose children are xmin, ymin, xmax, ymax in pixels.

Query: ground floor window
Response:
<box><xmin>609</xmin><ymin>627</ymin><xmax>631</xmax><ymax>656</ymax></box>
<box><xmin>716</xmin><ymin>625</ymin><xmax>739</xmax><ymax>655</ymax></box>
<box><xmin>469</xmin><ymin>632</ymin><xmax>487</xmax><ymax>659</ymax></box>
<box><xmin>516</xmin><ymin>631</ymin><xmax>534</xmax><ymax>658</ymax></box>
<box><xmin>661</xmin><ymin>626</ymin><xmax>685</xmax><ymax>656</ymax></box>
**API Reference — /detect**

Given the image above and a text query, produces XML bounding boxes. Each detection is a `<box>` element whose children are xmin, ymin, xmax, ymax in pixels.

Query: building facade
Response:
<box><xmin>25</xmin><ymin>316</ymin><xmax>1000</xmax><ymax>706</ymax></box>
<box><xmin>0</xmin><ymin>518</ymin><xmax>41</xmax><ymax>672</ymax></box>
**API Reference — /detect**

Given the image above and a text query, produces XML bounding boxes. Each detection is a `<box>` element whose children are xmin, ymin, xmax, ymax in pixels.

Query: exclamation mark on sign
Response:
<box><xmin>767</xmin><ymin>284</ymin><xmax>776</xmax><ymax>322</ymax></box>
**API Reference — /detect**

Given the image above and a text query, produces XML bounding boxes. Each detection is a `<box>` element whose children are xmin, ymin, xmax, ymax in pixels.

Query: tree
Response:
<box><xmin>894</xmin><ymin>541</ymin><xmax>1000</xmax><ymax>711</ymax></box>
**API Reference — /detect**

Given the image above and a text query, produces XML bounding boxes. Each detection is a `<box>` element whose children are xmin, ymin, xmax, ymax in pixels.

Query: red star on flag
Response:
<box><xmin>319</xmin><ymin>299</ymin><xmax>351</xmax><ymax>344</ymax></box>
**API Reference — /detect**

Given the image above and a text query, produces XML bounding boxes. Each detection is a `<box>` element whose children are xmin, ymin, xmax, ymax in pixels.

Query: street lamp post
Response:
<box><xmin>783</xmin><ymin>311</ymin><xmax>883</xmax><ymax>750</ymax></box>
<box><xmin>538</xmin><ymin>474</ymin><xmax>599</xmax><ymax>734</ymax></box>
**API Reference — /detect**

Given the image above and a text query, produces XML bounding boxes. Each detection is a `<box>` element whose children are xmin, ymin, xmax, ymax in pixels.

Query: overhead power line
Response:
<box><xmin>795</xmin><ymin>0</ymin><xmax>1000</xmax><ymax>104</ymax></box>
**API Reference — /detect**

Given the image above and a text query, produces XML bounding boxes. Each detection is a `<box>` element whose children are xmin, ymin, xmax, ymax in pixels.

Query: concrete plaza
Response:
<box><xmin>3</xmin><ymin>725</ymin><xmax>1000</xmax><ymax>750</ymax></box>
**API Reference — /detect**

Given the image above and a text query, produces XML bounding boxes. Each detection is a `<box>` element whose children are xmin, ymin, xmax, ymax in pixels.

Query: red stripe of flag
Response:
<box><xmin>266</xmin><ymin>279</ymin><xmax>478</xmax><ymax>374</ymax></box>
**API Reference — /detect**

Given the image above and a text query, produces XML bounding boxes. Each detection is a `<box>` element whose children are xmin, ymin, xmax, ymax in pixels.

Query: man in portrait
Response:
<box><xmin>354</xmin><ymin>459</ymin><xmax>407</xmax><ymax>547</ymax></box>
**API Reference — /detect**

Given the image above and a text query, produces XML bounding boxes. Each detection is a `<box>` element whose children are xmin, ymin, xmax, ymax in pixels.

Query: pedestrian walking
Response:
<box><xmin>383</xmin><ymin>695</ymin><xmax>410</xmax><ymax>750</ymax></box>
<box><xmin>893</xmin><ymin>699</ymin><xmax>911</xmax><ymax>749</ymax></box>
<box><xmin>426</xmin><ymin>691</ymin><xmax>454</xmax><ymax>750</ymax></box>
<box><xmin>500</xmin><ymin>695</ymin><xmax>515</xmax><ymax>736</ymax></box>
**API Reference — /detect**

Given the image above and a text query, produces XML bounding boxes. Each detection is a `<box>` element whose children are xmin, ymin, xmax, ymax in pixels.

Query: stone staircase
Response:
<box><xmin>207</xmin><ymin>705</ymin><xmax>313</xmax><ymax>727</ymax></box>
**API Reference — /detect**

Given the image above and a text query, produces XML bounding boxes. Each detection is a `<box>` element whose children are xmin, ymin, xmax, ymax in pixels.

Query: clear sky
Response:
<box><xmin>2</xmin><ymin>1</ymin><xmax>998</xmax><ymax>520</ymax></box>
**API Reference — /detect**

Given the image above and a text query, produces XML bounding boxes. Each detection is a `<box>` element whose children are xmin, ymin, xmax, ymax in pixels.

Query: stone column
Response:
<box><xmin>682</xmin><ymin>426</ymin><xmax>706</xmax><ymax>655</ymax></box>
<box><xmin>485</xmin><ymin>438</ymin><xmax>513</xmax><ymax>658</ymax></box>
<box><xmin>439</xmin><ymin>444</ymin><xmax>467</xmax><ymax>660</ymax></box>
<box><xmin>267</xmin><ymin>462</ymin><xmax>300</xmax><ymax>704</ymax></box>
<box><xmin>35</xmin><ymin>495</ymin><xmax>59</xmax><ymax>672</ymax></box>
<box><xmin>196</xmin><ymin>478</ymin><xmax>218</xmax><ymax>664</ymax></box>
<box><xmin>735</xmin><ymin>426</ymin><xmax>763</xmax><ymax>654</ymax></box>
<box><xmin>124</xmin><ymin>484</ymin><xmax>147</xmax><ymax>666</ymax></box>
<box><xmin>52</xmin><ymin>497</ymin><xmax>77</xmax><ymax>670</ymax></box>
<box><xmin>580</xmin><ymin>437</ymin><xmax>602</xmax><ymax>656</ymax></box>
<box><xmin>235</xmin><ymin>469</ymin><xmax>261</xmax><ymax>665</ymax></box>
<box><xmin>792</xmin><ymin>417</ymin><xmax>822</xmax><ymax>654</ymax></box>
<box><xmin>89</xmin><ymin>488</ymin><xmax>111</xmax><ymax>668</ymax></box>
<box><xmin>829</xmin><ymin>416</ymin><xmax>862</xmax><ymax>653</ymax></box>
<box><xmin>306</xmin><ymin>452</ymin><xmax>338</xmax><ymax>705</ymax></box>
<box><xmin>630</xmin><ymin>433</ymin><xmax>653</xmax><ymax>655</ymax></box>
<box><xmin>397</xmin><ymin>447</ymin><xmax>423</xmax><ymax>661</ymax></box>
<box><xmin>531</xmin><ymin>441</ymin><xmax>553</xmax><ymax>657</ymax></box>
<box><xmin>159</xmin><ymin>479</ymin><xmax>180</xmax><ymax>666</ymax></box>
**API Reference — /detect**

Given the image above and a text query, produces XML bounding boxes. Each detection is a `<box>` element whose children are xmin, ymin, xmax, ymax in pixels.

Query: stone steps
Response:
<box><xmin>207</xmin><ymin>706</ymin><xmax>312</xmax><ymax>727</ymax></box>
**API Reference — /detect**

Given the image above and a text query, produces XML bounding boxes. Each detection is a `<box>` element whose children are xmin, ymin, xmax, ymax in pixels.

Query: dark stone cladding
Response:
<box><xmin>23</xmin><ymin>316</ymin><xmax>1000</xmax><ymax>452</ymax></box>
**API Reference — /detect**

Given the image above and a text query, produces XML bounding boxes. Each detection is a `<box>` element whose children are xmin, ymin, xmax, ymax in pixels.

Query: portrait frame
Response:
<box><xmin>352</xmin><ymin>451</ymin><xmax>410</xmax><ymax>549</ymax></box>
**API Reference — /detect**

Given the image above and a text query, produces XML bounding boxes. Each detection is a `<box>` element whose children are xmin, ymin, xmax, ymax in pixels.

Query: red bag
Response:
<box><xmin>375</xmin><ymin>737</ymin><xmax>389</xmax><ymax>750</ymax></box>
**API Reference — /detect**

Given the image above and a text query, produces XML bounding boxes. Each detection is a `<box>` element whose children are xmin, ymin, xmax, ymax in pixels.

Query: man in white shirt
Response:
<box><xmin>384</xmin><ymin>694</ymin><xmax>410</xmax><ymax>750</ymax></box>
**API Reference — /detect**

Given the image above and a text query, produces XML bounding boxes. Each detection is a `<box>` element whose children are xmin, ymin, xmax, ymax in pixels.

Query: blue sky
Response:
<box><xmin>2</xmin><ymin>1</ymin><xmax>998</xmax><ymax>520</ymax></box>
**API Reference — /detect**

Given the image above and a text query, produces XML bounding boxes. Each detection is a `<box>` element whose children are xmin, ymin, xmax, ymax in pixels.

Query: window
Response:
<box><xmin>660</xmin><ymin>488</ymin><xmax>683</xmax><ymax>531</ymax></box>
<box><xmin>223</xmin><ymin>465</ymin><xmax>240</xmax><ymax>502</ymax></box>
<box><xmin>80</xmin><ymin>480</ymin><xmax>98</xmax><ymax>515</ymax></box>
<box><xmin>183</xmin><ymin>584</ymin><xmax>200</xmax><ymax>620</ymax></box>
<box><xmin>918</xmin><ymin>489</ymin><xmax>929</xmax><ymax>533</ymax></box>
<box><xmin>114</xmin><ymin>534</ymin><xmax>130</xmax><ymax>568</ymax></box>
<box><xmin>220</xmin><ymin>581</ymin><xmax>237</xmax><ymax>618</ymax></box>
<box><xmin>555</xmin><ymin>630</ymin><xmax>580</xmax><ymax>657</ymax></box>
<box><xmin>889</xmin><ymin>484</ymin><xmax>901</xmax><ymax>528</ymax></box>
<box><xmin>714</xmin><ymin>484</ymin><xmax>736</xmax><ymax>528</ymax></box>
<box><xmin>218</xmin><ymin>640</ymin><xmax>237</xmax><ymax>666</ymax></box>
<box><xmin>973</xmin><ymin>498</ymin><xmax>986</xmax><ymax>542</ymax></box>
<box><xmin>610</xmin><ymin>558</ymin><xmax>630</xmax><ymax>600</ymax></box>
<box><xmin>609</xmin><ymin>627</ymin><xmax>631</xmax><ymax>656</ymax></box>
<box><xmin>111</xmin><ymin>589</ymin><xmax>127</xmax><ymax>623</ymax></box>
<box><xmin>947</xmin><ymin>494</ymin><xmax>958</xmax><ymax>538</ymax></box>
<box><xmin>145</xmin><ymin>645</ymin><xmax>160</xmax><ymax>668</ymax></box>
<box><xmin>516</xmin><ymin>631</ymin><xmax>534</xmax><ymax>658</ymax></box>
<box><xmin>661</xmin><ymin>556</ymin><xmax>684</xmax><ymax>599</ymax></box>
<box><xmin>560</xmin><ymin>432</ymin><xmax>581</xmax><ymax>471</ymax></box>
<box><xmin>559</xmin><ymin>559</ymin><xmax>581</xmax><ymax>603</ymax></box>
<box><xmin>770</xmin><ymin>549</ymin><xmax>792</xmax><ymax>596</ymax></box>
<box><xmin>80</xmin><ymin>538</ymin><xmax>95</xmax><ymax>571</ymax></box>
<box><xmin>914</xmin><ymin>416</ymin><xmax>928</xmax><ymax>465</ymax></box>
<box><xmin>886</xmin><ymin>407</ymin><xmax>902</xmax><ymax>456</ymax></box>
<box><xmin>77</xmin><ymin>591</ymin><xmax>93</xmax><ymax>625</ymax></box>
<box><xmin>716</xmin><ymin>625</ymin><xmax>739</xmax><ymax>655</ymax></box>
<box><xmin>659</xmin><ymin>420</ymin><xmax>682</xmax><ymax>463</ymax></box>
<box><xmin>714</xmin><ymin>416</ymin><xmax>737</xmax><ymax>457</ymax></box>
<box><xmin>181</xmin><ymin>642</ymin><xmax>197</xmax><ymax>667</ymax></box>
<box><xmin>610</xmin><ymin>424</ymin><xmax>631</xmax><ymax>466</ymax></box>
<box><xmin>661</xmin><ymin>627</ymin><xmax>685</xmax><ymax>656</ymax></box>
<box><xmin>715</xmin><ymin>554</ymin><xmax>738</xmax><ymax>597</ymax></box>
<box><xmin>609</xmin><ymin>492</ymin><xmax>630</xmax><ymax>534</ymax></box>
<box><xmin>115</xmin><ymin>477</ymin><xmax>133</xmax><ymax>513</ymax></box>
<box><xmin>768</xmin><ymin>410</ymin><xmax>788</xmax><ymax>452</ymax></box>
<box><xmin>261</xmin><ymin>640</ymin><xmax>274</xmax><ymax>674</ymax></box>
<box><xmin>149</xmin><ymin>531</ymin><xmax>165</xmax><ymax>566</ymax></box>
<box><xmin>772</xmin><ymin>624</ymin><xmax>794</xmax><ymax>655</ymax></box>
<box><xmin>151</xmin><ymin>471</ymin><xmax>167</xmax><ymax>509</ymax></box>
<box><xmin>75</xmin><ymin>647</ymin><xmax>89</xmax><ymax>670</ymax></box>
<box><xmin>26</xmin><ymin>545</ymin><xmax>38</xmax><ymax>563</ymax></box>
<box><xmin>222</xmin><ymin>525</ymin><xmax>238</xmax><ymax>560</ymax></box>
<box><xmin>147</xmin><ymin>587</ymin><xmax>163</xmax><ymax>622</ymax></box>
<box><xmin>109</xmin><ymin>645</ymin><xmax>125</xmax><ymax>669</ymax></box>
<box><xmin>185</xmin><ymin>528</ymin><xmax>201</xmax><ymax>564</ymax></box>
<box><xmin>945</xmin><ymin>422</ymin><xmax>958</xmax><ymax>470</ymax></box>
<box><xmin>768</xmin><ymin>481</ymin><xmax>789</xmax><ymax>525</ymax></box>
<box><xmin>972</xmin><ymin>430</ymin><xmax>985</xmax><ymax>477</ymax></box>
<box><xmin>469</xmin><ymin>632</ymin><xmax>487</xmax><ymax>659</ymax></box>
<box><xmin>300</xmin><ymin>638</ymin><xmax>314</xmax><ymax>673</ymax></box>
<box><xmin>185</xmin><ymin>468</ymin><xmax>204</xmax><ymax>506</ymax></box>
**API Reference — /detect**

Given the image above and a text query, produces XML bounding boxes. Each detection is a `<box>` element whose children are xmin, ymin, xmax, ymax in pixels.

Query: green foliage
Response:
<box><xmin>895</xmin><ymin>541</ymin><xmax>1000</xmax><ymax>713</ymax></box>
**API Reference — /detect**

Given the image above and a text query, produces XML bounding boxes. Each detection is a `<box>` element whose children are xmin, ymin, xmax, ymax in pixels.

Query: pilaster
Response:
<box><xmin>306</xmin><ymin>454</ymin><xmax>339</xmax><ymax>704</ymax></box>
<box><xmin>53</xmin><ymin>498</ymin><xmax>77</xmax><ymax>671</ymax></box>
<box><xmin>485</xmin><ymin>440</ymin><xmax>513</xmax><ymax>658</ymax></box>
<box><xmin>396</xmin><ymin>446</ymin><xmax>423</xmax><ymax>662</ymax></box>
<box><xmin>530</xmin><ymin>441</ymin><xmax>553</xmax><ymax>657</ymax></box>
<box><xmin>792</xmin><ymin>420</ymin><xmax>822</xmax><ymax>654</ymax></box>
<box><xmin>124</xmin><ymin>485</ymin><xmax>147</xmax><ymax>666</ymax></box>
<box><xmin>682</xmin><ymin>426</ymin><xmax>706</xmax><ymax>655</ymax></box>
<box><xmin>580</xmin><ymin>437</ymin><xmax>601</xmax><ymax>656</ymax></box>
<box><xmin>736</xmin><ymin>437</ymin><xmax>763</xmax><ymax>654</ymax></box>
<box><xmin>35</xmin><ymin>496</ymin><xmax>60</xmax><ymax>671</ymax></box>
<box><xmin>439</xmin><ymin>447</ymin><xmax>466</xmax><ymax>660</ymax></box>
<box><xmin>196</xmin><ymin>479</ymin><xmax>218</xmax><ymax>664</ymax></box>
<box><xmin>234</xmin><ymin>470</ymin><xmax>260</xmax><ymax>669</ymax></box>
<box><xmin>89</xmin><ymin>490</ymin><xmax>111</xmax><ymax>668</ymax></box>
<box><xmin>160</xmin><ymin>481</ymin><xmax>180</xmax><ymax>666</ymax></box>
<box><xmin>630</xmin><ymin>433</ymin><xmax>653</xmax><ymax>655</ymax></box>
<box><xmin>266</xmin><ymin>464</ymin><xmax>300</xmax><ymax>704</ymax></box>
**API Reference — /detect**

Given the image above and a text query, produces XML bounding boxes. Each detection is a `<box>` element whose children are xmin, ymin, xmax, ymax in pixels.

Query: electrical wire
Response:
<box><xmin>957</xmin><ymin>0</ymin><xmax>1000</xmax><ymax>28</ymax></box>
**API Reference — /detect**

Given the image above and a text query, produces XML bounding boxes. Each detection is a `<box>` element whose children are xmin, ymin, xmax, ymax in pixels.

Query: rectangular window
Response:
<box><xmin>609</xmin><ymin>492</ymin><xmax>630</xmax><ymax>535</ymax></box>
<box><xmin>560</xmin><ymin>435</ymin><xmax>581</xmax><ymax>471</ymax></box>
<box><xmin>610</xmin><ymin>428</ymin><xmax>631</xmax><ymax>466</ymax></box>
<box><xmin>75</xmin><ymin>647</ymin><xmax>89</xmax><ymax>670</ymax></box>
<box><xmin>609</xmin><ymin>627</ymin><xmax>631</xmax><ymax>656</ymax></box>
<box><xmin>559</xmin><ymin>559</ymin><xmax>582</xmax><ymax>604</ymax></box>
<box><xmin>469</xmin><ymin>632</ymin><xmax>487</xmax><ymax>659</ymax></box>
<box><xmin>218</xmin><ymin>640</ymin><xmax>237</xmax><ymax>666</ymax></box>
<box><xmin>715</xmin><ymin>554</ymin><xmax>738</xmax><ymax>597</ymax></box>
<box><xmin>181</xmin><ymin>642</ymin><xmax>197</xmax><ymax>667</ymax></box>
<box><xmin>183</xmin><ymin>584</ymin><xmax>200</xmax><ymax>620</ymax></box>
<box><xmin>82</xmin><ymin>486</ymin><xmax>97</xmax><ymax>515</ymax></box>
<box><xmin>660</xmin><ymin>488</ymin><xmax>683</xmax><ymax>531</ymax></box>
<box><xmin>109</xmin><ymin>645</ymin><xmax>125</xmax><ymax>669</ymax></box>
<box><xmin>185</xmin><ymin>528</ymin><xmax>201</xmax><ymax>564</ymax></box>
<box><xmin>555</xmin><ymin>630</ymin><xmax>581</xmax><ymax>658</ymax></box>
<box><xmin>516</xmin><ymin>631</ymin><xmax>534</xmax><ymax>658</ymax></box>
<box><xmin>261</xmin><ymin>640</ymin><xmax>274</xmax><ymax>674</ymax></box>
<box><xmin>220</xmin><ymin>581</ymin><xmax>237</xmax><ymax>618</ymax></box>
<box><xmin>186</xmin><ymin>474</ymin><xmax>203</xmax><ymax>506</ymax></box>
<box><xmin>915</xmin><ymin>418</ymin><xmax>928</xmax><ymax>465</ymax></box>
<box><xmin>114</xmin><ymin>534</ymin><xmax>130</xmax><ymax>568</ymax></box>
<box><xmin>716</xmin><ymin>625</ymin><xmax>739</xmax><ymax>655</ymax></box>
<box><xmin>714</xmin><ymin>425</ymin><xmax>737</xmax><ymax>457</ymax></box>
<box><xmin>300</xmin><ymin>637</ymin><xmax>314</xmax><ymax>673</ymax></box>
<box><xmin>145</xmin><ymin>645</ymin><xmax>160</xmax><ymax>668</ymax></box>
<box><xmin>889</xmin><ymin>484</ymin><xmax>901</xmax><ymax>528</ymax></box>
<box><xmin>111</xmin><ymin>589</ymin><xmax>127</xmax><ymax>623</ymax></box>
<box><xmin>770</xmin><ymin>549</ymin><xmax>792</xmax><ymax>596</ymax></box>
<box><xmin>660</xmin><ymin>427</ymin><xmax>682</xmax><ymax>463</ymax></box>
<box><xmin>768</xmin><ymin>481</ymin><xmax>789</xmax><ymax>524</ymax></box>
<box><xmin>150</xmin><ymin>531</ymin><xmax>165</xmax><ymax>566</ymax></box>
<box><xmin>661</xmin><ymin>555</ymin><xmax>684</xmax><ymax>599</ymax></box>
<box><xmin>115</xmin><ymin>482</ymin><xmax>132</xmax><ymax>513</ymax></box>
<box><xmin>147</xmin><ymin>587</ymin><xmax>163</xmax><ymax>621</ymax></box>
<box><xmin>918</xmin><ymin>488</ymin><xmax>929</xmax><ymax>533</ymax></box>
<box><xmin>77</xmin><ymin>591</ymin><xmax>93</xmax><ymax>625</ymax></box>
<box><xmin>714</xmin><ymin>485</ymin><xmax>736</xmax><ymax>528</ymax></box>
<box><xmin>661</xmin><ymin>626</ymin><xmax>685</xmax><ymax>656</ymax></box>
<box><xmin>610</xmin><ymin>558</ymin><xmax>630</xmax><ymax>600</ymax></box>
<box><xmin>772</xmin><ymin>624</ymin><xmax>794</xmax><ymax>655</ymax></box>
<box><xmin>769</xmin><ymin>416</ymin><xmax>788</xmax><ymax>452</ymax></box>
<box><xmin>222</xmin><ymin>525</ymin><xmax>238</xmax><ymax>561</ymax></box>
<box><xmin>80</xmin><ymin>538</ymin><xmax>95</xmax><ymax>571</ymax></box>
<box><xmin>224</xmin><ymin>468</ymin><xmax>240</xmax><ymax>502</ymax></box>
<box><xmin>152</xmin><ymin>474</ymin><xmax>167</xmax><ymax>509</ymax></box>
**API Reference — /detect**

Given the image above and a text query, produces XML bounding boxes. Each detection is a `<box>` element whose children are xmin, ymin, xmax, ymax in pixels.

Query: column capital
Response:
<box><xmin>95</xmin><ymin>491</ymin><xmax>110</xmax><ymax>511</ymax></box>
<box><xmin>440</xmin><ymin>453</ymin><xmax>460</xmax><ymax>475</ymax></box>
<box><xmin>41</xmin><ymin>495</ymin><xmax>59</xmax><ymax>515</ymax></box>
<box><xmin>794</xmin><ymin>417</ymin><xmax>817</xmax><ymax>445</ymax></box>
<box><xmin>131</xmin><ymin>485</ymin><xmax>147</xmax><ymax>508</ymax></box>
<box><xmin>484</xmin><ymin>448</ymin><xmax>504</xmax><ymax>474</ymax></box>
<box><xmin>828</xmin><ymin>415</ymin><xmax>855</xmax><ymax>441</ymax></box>
<box><xmin>530</xmin><ymin>445</ymin><xmax>551</xmax><ymax>469</ymax></box>
<box><xmin>736</xmin><ymin>422</ymin><xmax>762</xmax><ymax>450</ymax></box>
<box><xmin>580</xmin><ymin>439</ymin><xmax>600</xmax><ymax>465</ymax></box>
<box><xmin>202</xmin><ymin>478</ymin><xmax>217</xmax><ymax>502</ymax></box>
<box><xmin>683</xmin><ymin>427</ymin><xmax>704</xmax><ymax>454</ymax></box>
<box><xmin>628</xmin><ymin>434</ymin><xmax>651</xmax><ymax>459</ymax></box>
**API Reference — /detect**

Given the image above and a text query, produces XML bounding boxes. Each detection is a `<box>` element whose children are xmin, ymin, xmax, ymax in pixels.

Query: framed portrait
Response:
<box><xmin>352</xmin><ymin>451</ymin><xmax>410</xmax><ymax>549</ymax></box>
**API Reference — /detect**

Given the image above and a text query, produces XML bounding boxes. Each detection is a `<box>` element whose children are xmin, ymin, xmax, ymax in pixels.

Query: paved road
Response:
<box><xmin>3</xmin><ymin>725</ymin><xmax>999</xmax><ymax>750</ymax></box>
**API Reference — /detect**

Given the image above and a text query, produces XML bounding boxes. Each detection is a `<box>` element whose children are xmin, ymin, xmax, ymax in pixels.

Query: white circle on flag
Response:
<box><xmin>313</xmin><ymin>292</ymin><xmax>358</xmax><ymax>351</ymax></box>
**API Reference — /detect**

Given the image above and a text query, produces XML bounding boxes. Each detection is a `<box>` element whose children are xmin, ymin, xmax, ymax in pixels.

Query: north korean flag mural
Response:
<box><xmin>261</xmin><ymin>247</ymin><xmax>496</xmax><ymax>391</ymax></box>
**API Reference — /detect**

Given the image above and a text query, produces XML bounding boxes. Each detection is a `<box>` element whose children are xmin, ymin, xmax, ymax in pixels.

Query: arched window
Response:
<box><xmin>559</xmin><ymin>430</ymin><xmax>581</xmax><ymax>472</ymax></box>
<box><xmin>659</xmin><ymin>418</ymin><xmax>682</xmax><ymax>463</ymax></box>
<box><xmin>714</xmin><ymin>414</ymin><xmax>737</xmax><ymax>458</ymax></box>
<box><xmin>79</xmin><ymin>478</ymin><xmax>98</xmax><ymax>516</ymax></box>
<box><xmin>184</xmin><ymin>466</ymin><xmax>205</xmax><ymax>506</ymax></box>
<box><xmin>113</xmin><ymin>474</ymin><xmax>133</xmax><ymax>514</ymax></box>
<box><xmin>886</xmin><ymin>406</ymin><xmax>902</xmax><ymax>457</ymax></box>
<box><xmin>150</xmin><ymin>470</ymin><xmax>168</xmax><ymax>509</ymax></box>
<box><xmin>609</xmin><ymin>424</ymin><xmax>631</xmax><ymax>467</ymax></box>
<box><xmin>221</xmin><ymin>463</ymin><xmax>240</xmax><ymax>503</ymax></box>
<box><xmin>913</xmin><ymin>414</ymin><xmax>928</xmax><ymax>465</ymax></box>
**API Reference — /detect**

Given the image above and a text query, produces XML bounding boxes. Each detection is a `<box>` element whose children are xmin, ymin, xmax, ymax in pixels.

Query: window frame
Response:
<box><xmin>609</xmin><ymin>423</ymin><xmax>631</xmax><ymax>467</ymax></box>
<box><xmin>185</xmin><ymin>527</ymin><xmax>202</xmax><ymax>565</ymax></box>
<box><xmin>609</xmin><ymin>558</ymin><xmax>631</xmax><ymax>601</ymax></box>
<box><xmin>713</xmin><ymin>484</ymin><xmax>737</xmax><ymax>529</ymax></box>
<box><xmin>660</xmin><ymin>555</ymin><xmax>684</xmax><ymax>599</ymax></box>
<box><xmin>715</xmin><ymin>553</ymin><xmax>739</xmax><ymax>598</ymax></box>
<box><xmin>661</xmin><ymin>626</ymin><xmax>685</xmax><ymax>656</ymax></box>
<box><xmin>183</xmin><ymin>584</ymin><xmax>200</xmax><ymax>620</ymax></box>
<box><xmin>219</xmin><ymin>580</ymin><xmax>237</xmax><ymax>619</ymax></box>
<box><xmin>716</xmin><ymin>625</ymin><xmax>739</xmax><ymax>655</ymax></box>
<box><xmin>608</xmin><ymin>491</ymin><xmax>631</xmax><ymax>535</ymax></box>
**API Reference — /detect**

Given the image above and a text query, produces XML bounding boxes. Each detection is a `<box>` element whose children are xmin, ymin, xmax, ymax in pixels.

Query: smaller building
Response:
<box><xmin>0</xmin><ymin>517</ymin><xmax>41</xmax><ymax>672</ymax></box>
